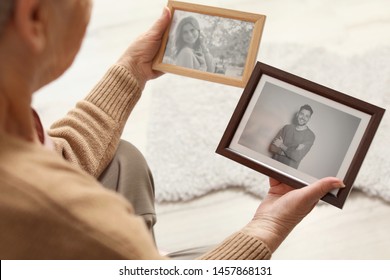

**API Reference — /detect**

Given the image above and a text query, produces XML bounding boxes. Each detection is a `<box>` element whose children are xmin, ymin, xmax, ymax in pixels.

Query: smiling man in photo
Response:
<box><xmin>270</xmin><ymin>104</ymin><xmax>316</xmax><ymax>169</ymax></box>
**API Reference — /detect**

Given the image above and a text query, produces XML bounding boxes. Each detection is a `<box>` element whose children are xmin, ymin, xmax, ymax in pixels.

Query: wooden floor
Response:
<box><xmin>33</xmin><ymin>0</ymin><xmax>390</xmax><ymax>259</ymax></box>
<box><xmin>155</xmin><ymin>189</ymin><xmax>390</xmax><ymax>259</ymax></box>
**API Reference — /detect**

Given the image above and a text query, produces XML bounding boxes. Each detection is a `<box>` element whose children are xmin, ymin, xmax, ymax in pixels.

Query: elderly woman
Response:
<box><xmin>0</xmin><ymin>0</ymin><xmax>344</xmax><ymax>259</ymax></box>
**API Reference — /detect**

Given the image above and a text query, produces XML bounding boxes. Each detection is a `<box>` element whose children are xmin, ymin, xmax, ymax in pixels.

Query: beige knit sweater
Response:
<box><xmin>0</xmin><ymin>65</ymin><xmax>271</xmax><ymax>259</ymax></box>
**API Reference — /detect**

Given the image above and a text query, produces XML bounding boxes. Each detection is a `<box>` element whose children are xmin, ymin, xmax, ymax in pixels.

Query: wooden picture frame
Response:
<box><xmin>216</xmin><ymin>62</ymin><xmax>385</xmax><ymax>208</ymax></box>
<box><xmin>152</xmin><ymin>1</ymin><xmax>266</xmax><ymax>87</ymax></box>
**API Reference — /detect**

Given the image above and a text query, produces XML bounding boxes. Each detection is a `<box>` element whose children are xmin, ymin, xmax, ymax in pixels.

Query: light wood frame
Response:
<box><xmin>152</xmin><ymin>1</ymin><xmax>266</xmax><ymax>87</ymax></box>
<box><xmin>216</xmin><ymin>62</ymin><xmax>385</xmax><ymax>209</ymax></box>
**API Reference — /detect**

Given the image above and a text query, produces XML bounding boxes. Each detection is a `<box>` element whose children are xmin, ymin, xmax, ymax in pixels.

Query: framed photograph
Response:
<box><xmin>152</xmin><ymin>1</ymin><xmax>266</xmax><ymax>87</ymax></box>
<box><xmin>216</xmin><ymin>62</ymin><xmax>385</xmax><ymax>208</ymax></box>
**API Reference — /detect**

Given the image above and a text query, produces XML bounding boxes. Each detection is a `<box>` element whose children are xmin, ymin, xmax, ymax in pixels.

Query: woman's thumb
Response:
<box><xmin>300</xmin><ymin>177</ymin><xmax>345</xmax><ymax>205</ymax></box>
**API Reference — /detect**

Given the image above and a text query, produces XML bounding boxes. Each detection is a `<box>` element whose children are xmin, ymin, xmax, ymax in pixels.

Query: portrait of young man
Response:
<box><xmin>269</xmin><ymin>104</ymin><xmax>315</xmax><ymax>169</ymax></box>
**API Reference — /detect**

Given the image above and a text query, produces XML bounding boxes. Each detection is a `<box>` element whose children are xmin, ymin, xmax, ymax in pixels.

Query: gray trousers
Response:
<box><xmin>98</xmin><ymin>140</ymin><xmax>156</xmax><ymax>239</ymax></box>
<box><xmin>98</xmin><ymin>140</ymin><xmax>209</xmax><ymax>259</ymax></box>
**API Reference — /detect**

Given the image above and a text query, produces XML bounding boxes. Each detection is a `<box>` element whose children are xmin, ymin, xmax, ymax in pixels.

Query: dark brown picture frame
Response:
<box><xmin>152</xmin><ymin>1</ymin><xmax>266</xmax><ymax>87</ymax></box>
<box><xmin>216</xmin><ymin>61</ymin><xmax>385</xmax><ymax>208</ymax></box>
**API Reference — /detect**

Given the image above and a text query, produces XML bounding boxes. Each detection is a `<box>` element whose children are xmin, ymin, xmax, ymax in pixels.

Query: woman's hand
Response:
<box><xmin>117</xmin><ymin>7</ymin><xmax>171</xmax><ymax>90</ymax></box>
<box><xmin>198</xmin><ymin>32</ymin><xmax>209</xmax><ymax>53</ymax></box>
<box><xmin>241</xmin><ymin>177</ymin><xmax>345</xmax><ymax>252</ymax></box>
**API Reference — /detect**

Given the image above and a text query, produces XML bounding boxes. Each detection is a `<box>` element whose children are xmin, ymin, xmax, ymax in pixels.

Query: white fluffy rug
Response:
<box><xmin>146</xmin><ymin>43</ymin><xmax>390</xmax><ymax>203</ymax></box>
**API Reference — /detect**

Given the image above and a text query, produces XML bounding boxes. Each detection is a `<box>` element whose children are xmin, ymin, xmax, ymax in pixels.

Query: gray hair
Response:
<box><xmin>0</xmin><ymin>0</ymin><xmax>14</xmax><ymax>36</ymax></box>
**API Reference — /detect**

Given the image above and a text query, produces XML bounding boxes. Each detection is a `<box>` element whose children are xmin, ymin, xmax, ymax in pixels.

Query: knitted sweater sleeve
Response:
<box><xmin>48</xmin><ymin>65</ymin><xmax>140</xmax><ymax>178</ymax></box>
<box><xmin>199</xmin><ymin>232</ymin><xmax>271</xmax><ymax>260</ymax></box>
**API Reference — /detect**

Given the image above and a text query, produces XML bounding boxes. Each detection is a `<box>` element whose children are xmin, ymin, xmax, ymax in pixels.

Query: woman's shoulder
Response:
<box><xmin>177</xmin><ymin>46</ymin><xmax>194</xmax><ymax>57</ymax></box>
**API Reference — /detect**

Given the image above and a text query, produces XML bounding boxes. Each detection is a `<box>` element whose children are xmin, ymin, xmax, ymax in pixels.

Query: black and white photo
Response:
<box><xmin>216</xmin><ymin>62</ymin><xmax>385</xmax><ymax>208</ymax></box>
<box><xmin>162</xmin><ymin>10</ymin><xmax>254</xmax><ymax>77</ymax></box>
<box><xmin>153</xmin><ymin>1</ymin><xmax>266</xmax><ymax>87</ymax></box>
<box><xmin>235</xmin><ymin>80</ymin><xmax>362</xmax><ymax>181</ymax></box>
